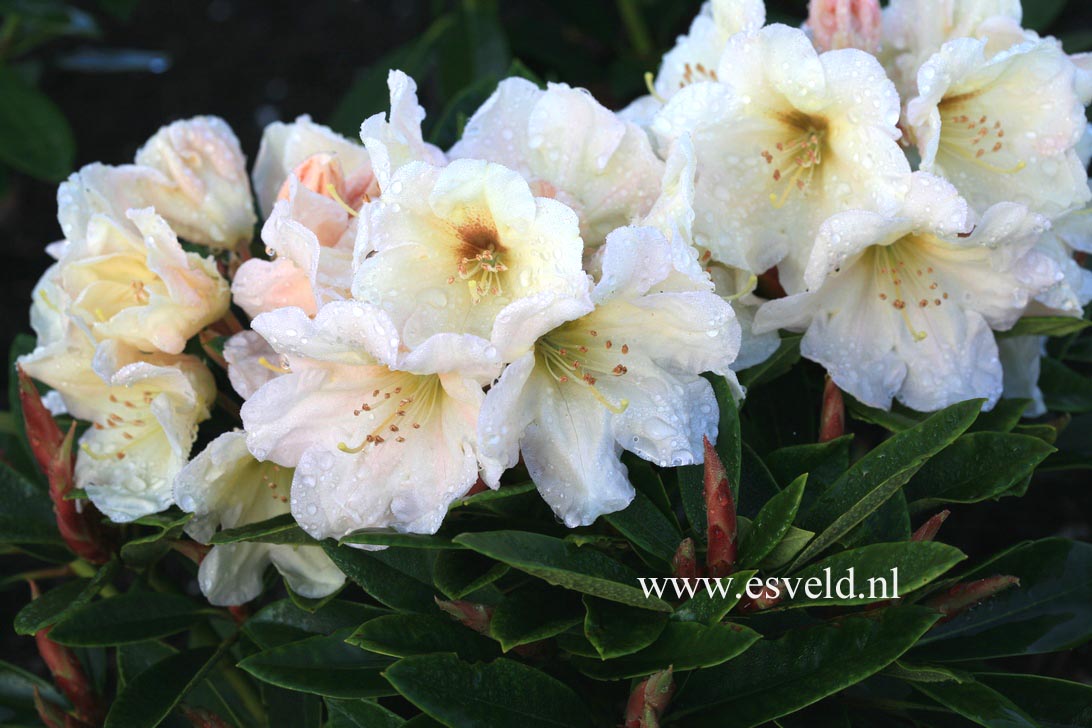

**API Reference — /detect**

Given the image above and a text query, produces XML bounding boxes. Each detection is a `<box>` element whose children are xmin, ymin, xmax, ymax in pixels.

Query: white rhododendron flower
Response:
<box><xmin>175</xmin><ymin>431</ymin><xmax>345</xmax><ymax>606</ymax></box>
<box><xmin>54</xmin><ymin>205</ymin><xmax>229</xmax><ymax>355</ymax></box>
<box><xmin>240</xmin><ymin>301</ymin><xmax>496</xmax><ymax>541</ymax></box>
<box><xmin>353</xmin><ymin>158</ymin><xmax>590</xmax><ymax>351</ymax></box>
<box><xmin>449</xmin><ymin>78</ymin><xmax>663</xmax><ymax>248</ymax></box>
<box><xmin>133</xmin><ymin>116</ymin><xmax>258</xmax><ymax>250</ymax></box>
<box><xmin>906</xmin><ymin>37</ymin><xmax>1090</xmax><ymax>219</ymax></box>
<box><xmin>755</xmin><ymin>172</ymin><xmax>1060</xmax><ymax>412</ymax></box>
<box><xmin>654</xmin><ymin>0</ymin><xmax>766</xmax><ymax>97</ymax></box>
<box><xmin>881</xmin><ymin>0</ymin><xmax>1025</xmax><ymax>97</ymax></box>
<box><xmin>639</xmin><ymin>135</ymin><xmax>779</xmax><ymax>369</ymax></box>
<box><xmin>359</xmin><ymin>70</ymin><xmax>447</xmax><ymax>193</ymax></box>
<box><xmin>61</xmin><ymin>118</ymin><xmax>256</xmax><ymax>252</ymax></box>
<box><xmin>478</xmin><ymin>226</ymin><xmax>740</xmax><ymax>527</ymax></box>
<box><xmin>653</xmin><ymin>24</ymin><xmax>909</xmax><ymax>287</ymax></box>
<box><xmin>223</xmin><ymin>330</ymin><xmax>280</xmax><ymax>401</ymax></box>
<box><xmin>251</xmin><ymin>114</ymin><xmax>375</xmax><ymax>218</ymax></box>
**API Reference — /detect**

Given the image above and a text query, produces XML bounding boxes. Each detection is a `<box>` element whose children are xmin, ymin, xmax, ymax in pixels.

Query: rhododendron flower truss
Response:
<box><xmin>653</xmin><ymin>24</ymin><xmax>909</xmax><ymax>287</ymax></box>
<box><xmin>353</xmin><ymin>158</ymin><xmax>590</xmax><ymax>351</ymax></box>
<box><xmin>175</xmin><ymin>431</ymin><xmax>345</xmax><ymax>606</ymax></box>
<box><xmin>755</xmin><ymin>173</ymin><xmax>1059</xmax><ymax>412</ymax></box>
<box><xmin>907</xmin><ymin>37</ymin><xmax>1090</xmax><ymax>219</ymax></box>
<box><xmin>449</xmin><ymin>78</ymin><xmax>664</xmax><ymax>249</ymax></box>
<box><xmin>240</xmin><ymin>301</ymin><xmax>496</xmax><ymax>541</ymax></box>
<box><xmin>478</xmin><ymin>226</ymin><xmax>740</xmax><ymax>527</ymax></box>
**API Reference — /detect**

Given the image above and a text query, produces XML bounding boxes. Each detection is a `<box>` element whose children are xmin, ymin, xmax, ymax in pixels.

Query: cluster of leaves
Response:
<box><xmin>2</xmin><ymin>312</ymin><xmax>1092</xmax><ymax>727</ymax></box>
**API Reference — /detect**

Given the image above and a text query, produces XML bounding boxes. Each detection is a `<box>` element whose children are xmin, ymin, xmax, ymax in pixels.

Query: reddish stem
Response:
<box><xmin>703</xmin><ymin>437</ymin><xmax>737</xmax><ymax>578</ymax></box>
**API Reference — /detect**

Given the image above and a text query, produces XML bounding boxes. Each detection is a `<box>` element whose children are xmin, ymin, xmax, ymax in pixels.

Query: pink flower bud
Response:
<box><xmin>624</xmin><ymin>667</ymin><xmax>675</xmax><ymax>728</ymax></box>
<box><xmin>703</xmin><ymin>437</ymin><xmax>737</xmax><ymax>578</ymax></box>
<box><xmin>807</xmin><ymin>0</ymin><xmax>882</xmax><ymax>54</ymax></box>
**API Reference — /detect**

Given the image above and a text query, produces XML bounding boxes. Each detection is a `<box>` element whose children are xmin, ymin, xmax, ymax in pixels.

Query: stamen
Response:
<box><xmin>324</xmin><ymin>183</ymin><xmax>361</xmax><ymax>217</ymax></box>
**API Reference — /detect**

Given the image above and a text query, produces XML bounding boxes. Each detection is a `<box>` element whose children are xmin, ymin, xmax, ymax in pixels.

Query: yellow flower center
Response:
<box><xmin>938</xmin><ymin>94</ymin><xmax>1025</xmax><ymax>174</ymax></box>
<box><xmin>536</xmin><ymin>326</ymin><xmax>631</xmax><ymax>414</ymax></box>
<box><xmin>869</xmin><ymin>239</ymin><xmax>953</xmax><ymax>343</ymax></box>
<box><xmin>447</xmin><ymin>217</ymin><xmax>509</xmax><ymax>304</ymax></box>
<box><xmin>762</xmin><ymin>112</ymin><xmax>828</xmax><ymax>208</ymax></box>
<box><xmin>337</xmin><ymin>373</ymin><xmax>443</xmax><ymax>454</ymax></box>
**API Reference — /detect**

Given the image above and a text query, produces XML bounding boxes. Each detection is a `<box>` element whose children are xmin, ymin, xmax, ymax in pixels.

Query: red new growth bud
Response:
<box><xmin>182</xmin><ymin>706</ymin><xmax>233</xmax><ymax>728</ymax></box>
<box><xmin>18</xmin><ymin>368</ymin><xmax>112</xmax><ymax>564</ymax></box>
<box><xmin>672</xmin><ymin>538</ymin><xmax>699</xmax><ymax>581</ymax></box>
<box><xmin>435</xmin><ymin>598</ymin><xmax>493</xmax><ymax>635</ymax></box>
<box><xmin>911</xmin><ymin>510</ymin><xmax>951</xmax><ymax>543</ymax></box>
<box><xmin>33</xmin><ymin>687</ymin><xmax>90</xmax><ymax>728</ymax></box>
<box><xmin>818</xmin><ymin>376</ymin><xmax>845</xmax><ymax>443</ymax></box>
<box><xmin>925</xmin><ymin>575</ymin><xmax>1020</xmax><ymax>622</ymax></box>
<box><xmin>624</xmin><ymin>667</ymin><xmax>675</xmax><ymax>728</ymax></box>
<box><xmin>703</xmin><ymin>437</ymin><xmax>737</xmax><ymax>578</ymax></box>
<box><xmin>30</xmin><ymin>583</ymin><xmax>104</xmax><ymax>725</ymax></box>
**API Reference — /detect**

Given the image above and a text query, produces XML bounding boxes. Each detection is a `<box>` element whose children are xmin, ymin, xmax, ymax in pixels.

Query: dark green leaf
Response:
<box><xmin>570</xmin><ymin>621</ymin><xmax>760</xmax><ymax>680</ymax></box>
<box><xmin>1039</xmin><ymin>358</ymin><xmax>1092</xmax><ymax>413</ymax></box>
<box><xmin>738</xmin><ymin>334</ymin><xmax>802</xmax><ymax>389</ymax></box>
<box><xmin>326</xmin><ymin>698</ymin><xmax>405</xmax><ymax>728</ymax></box>
<box><xmin>384</xmin><ymin>654</ymin><xmax>595</xmax><ymax>728</ymax></box>
<box><xmin>969</xmin><ymin>398</ymin><xmax>1032</xmax><ymax>433</ymax></box>
<box><xmin>433</xmin><ymin>549</ymin><xmax>509</xmax><ymax>599</ymax></box>
<box><xmin>0</xmin><ymin>658</ymin><xmax>65</xmax><ymax>725</ymax></box>
<box><xmin>766</xmin><ymin>437</ymin><xmax>851</xmax><ymax>493</ymax></box>
<box><xmin>489</xmin><ymin>582</ymin><xmax>584</xmax><ymax>652</ymax></box>
<box><xmin>14</xmin><ymin>560</ymin><xmax>117</xmax><ymax>635</ymax></box>
<box><xmin>670</xmin><ymin>606</ymin><xmax>940</xmax><ymax>726</ymax></box>
<box><xmin>210</xmin><ymin>513</ymin><xmax>313</xmax><ymax>545</ymax></box>
<box><xmin>238</xmin><ymin>629</ymin><xmax>394</xmax><ymax>699</ymax></box>
<box><xmin>449</xmin><ymin>481</ymin><xmax>537</xmax><ymax>509</ymax></box>
<box><xmin>245</xmin><ymin>598</ymin><xmax>388</xmax><ymax>649</ymax></box>
<box><xmin>339</xmin><ymin>530</ymin><xmax>461</xmax><ymax>549</ymax></box>
<box><xmin>904</xmin><ymin>432</ymin><xmax>1054</xmax><ymax>510</ymax></box>
<box><xmin>787</xmin><ymin>542</ymin><xmax>965</xmax><ymax>607</ymax></box>
<box><xmin>321</xmin><ymin>542</ymin><xmax>437</xmax><ymax>613</ymax></box>
<box><xmin>0</xmin><ymin>67</ymin><xmax>74</xmax><ymax>181</ymax></box>
<box><xmin>105</xmin><ymin>645</ymin><xmax>224</xmax><ymax>728</ymax></box>
<box><xmin>49</xmin><ymin>591</ymin><xmax>214</xmax><ymax>646</ymax></box>
<box><xmin>977</xmin><ymin>673</ymin><xmax>1092</xmax><ymax>728</ymax></box>
<box><xmin>603</xmin><ymin>487</ymin><xmax>681</xmax><ymax>571</ymax></box>
<box><xmin>670</xmin><ymin>570</ymin><xmax>757</xmax><ymax>624</ymax></box>
<box><xmin>913</xmin><ymin>538</ymin><xmax>1092</xmax><ymax>661</ymax></box>
<box><xmin>348</xmin><ymin>614</ymin><xmax>499</xmax><ymax>662</ymax></box>
<box><xmin>582</xmin><ymin>596</ymin><xmax>667</xmax><ymax>659</ymax></box>
<box><xmin>0</xmin><ymin>461</ymin><xmax>59</xmax><ymax>545</ymax></box>
<box><xmin>913</xmin><ymin>678</ymin><xmax>1037</xmax><ymax>728</ymax></box>
<box><xmin>121</xmin><ymin>511</ymin><xmax>192</xmax><ymax>565</ymax></box>
<box><xmin>844</xmin><ymin>394</ymin><xmax>927</xmax><ymax>431</ymax></box>
<box><xmin>454</xmin><ymin>530</ymin><xmax>671</xmax><ymax>611</ymax></box>
<box><xmin>794</xmin><ymin>399</ymin><xmax>982</xmax><ymax>570</ymax></box>
<box><xmin>740</xmin><ymin>474</ymin><xmax>806</xmax><ymax>569</ymax></box>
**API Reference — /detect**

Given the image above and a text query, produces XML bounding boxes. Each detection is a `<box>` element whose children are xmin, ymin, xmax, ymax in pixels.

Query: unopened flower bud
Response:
<box><xmin>703</xmin><ymin>437</ymin><xmax>737</xmax><ymax>578</ymax></box>
<box><xmin>807</xmin><ymin>0</ymin><xmax>882</xmax><ymax>54</ymax></box>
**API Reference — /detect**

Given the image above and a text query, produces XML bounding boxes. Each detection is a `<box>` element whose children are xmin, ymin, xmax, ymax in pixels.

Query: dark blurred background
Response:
<box><xmin>1</xmin><ymin>0</ymin><xmax>1091</xmax><ymax>683</ymax></box>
